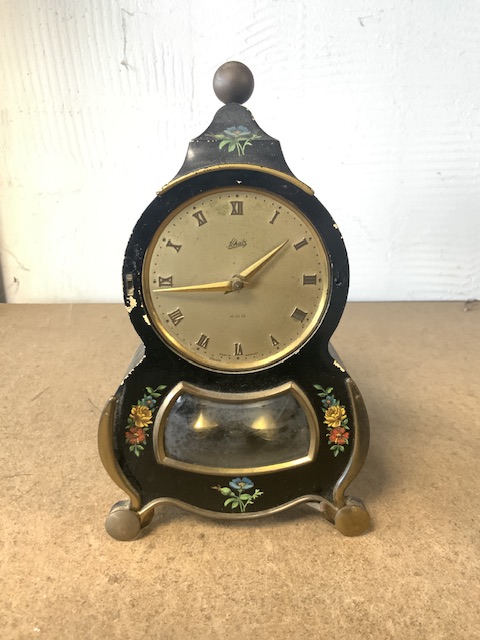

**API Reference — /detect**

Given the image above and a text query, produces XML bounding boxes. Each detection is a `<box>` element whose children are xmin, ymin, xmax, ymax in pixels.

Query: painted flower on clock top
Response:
<box><xmin>125</xmin><ymin>385</ymin><xmax>166</xmax><ymax>457</ymax></box>
<box><xmin>211</xmin><ymin>125</ymin><xmax>261</xmax><ymax>156</ymax></box>
<box><xmin>314</xmin><ymin>385</ymin><xmax>350</xmax><ymax>456</ymax></box>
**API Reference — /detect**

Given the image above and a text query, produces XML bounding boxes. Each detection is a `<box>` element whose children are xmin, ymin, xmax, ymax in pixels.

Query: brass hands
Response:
<box><xmin>152</xmin><ymin>278</ymin><xmax>247</xmax><ymax>294</ymax></box>
<box><xmin>153</xmin><ymin>240</ymin><xmax>288</xmax><ymax>294</ymax></box>
<box><xmin>237</xmin><ymin>240</ymin><xmax>288</xmax><ymax>280</ymax></box>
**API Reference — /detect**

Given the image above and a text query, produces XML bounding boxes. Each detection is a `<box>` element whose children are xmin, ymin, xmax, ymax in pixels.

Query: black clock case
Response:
<box><xmin>99</xmin><ymin>101</ymin><xmax>370</xmax><ymax>538</ymax></box>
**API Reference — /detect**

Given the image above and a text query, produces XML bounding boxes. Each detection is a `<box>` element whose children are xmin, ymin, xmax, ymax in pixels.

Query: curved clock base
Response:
<box><xmin>103</xmin><ymin>495</ymin><xmax>370</xmax><ymax>540</ymax></box>
<box><xmin>100</xmin><ymin>386</ymin><xmax>371</xmax><ymax>540</ymax></box>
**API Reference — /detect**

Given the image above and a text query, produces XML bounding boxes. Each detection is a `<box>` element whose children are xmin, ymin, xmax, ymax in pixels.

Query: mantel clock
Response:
<box><xmin>99</xmin><ymin>62</ymin><xmax>371</xmax><ymax>539</ymax></box>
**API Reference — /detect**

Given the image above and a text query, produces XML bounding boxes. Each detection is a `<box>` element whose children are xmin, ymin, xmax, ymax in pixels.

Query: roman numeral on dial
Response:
<box><xmin>230</xmin><ymin>201</ymin><xmax>244</xmax><ymax>215</ymax></box>
<box><xmin>303</xmin><ymin>274</ymin><xmax>317</xmax><ymax>285</ymax></box>
<box><xmin>234</xmin><ymin>342</ymin><xmax>243</xmax><ymax>355</ymax></box>
<box><xmin>294</xmin><ymin>238</ymin><xmax>308</xmax><ymax>250</ymax></box>
<box><xmin>166</xmin><ymin>239</ymin><xmax>182</xmax><ymax>252</ymax></box>
<box><xmin>269</xmin><ymin>210</ymin><xmax>280</xmax><ymax>225</ymax></box>
<box><xmin>291</xmin><ymin>307</ymin><xmax>307</xmax><ymax>322</ymax></box>
<box><xmin>192</xmin><ymin>210</ymin><xmax>207</xmax><ymax>226</ymax></box>
<box><xmin>158</xmin><ymin>275</ymin><xmax>173</xmax><ymax>287</ymax></box>
<box><xmin>167</xmin><ymin>308</ymin><xmax>184</xmax><ymax>326</ymax></box>
<box><xmin>196</xmin><ymin>333</ymin><xmax>209</xmax><ymax>349</ymax></box>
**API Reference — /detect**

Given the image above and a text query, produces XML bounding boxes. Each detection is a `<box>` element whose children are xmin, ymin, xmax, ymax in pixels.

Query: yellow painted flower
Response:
<box><xmin>130</xmin><ymin>404</ymin><xmax>153</xmax><ymax>428</ymax></box>
<box><xmin>324</xmin><ymin>405</ymin><xmax>346</xmax><ymax>428</ymax></box>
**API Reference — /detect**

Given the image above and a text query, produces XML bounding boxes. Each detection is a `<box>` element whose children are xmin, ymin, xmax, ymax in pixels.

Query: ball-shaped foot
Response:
<box><xmin>334</xmin><ymin>498</ymin><xmax>371</xmax><ymax>537</ymax></box>
<box><xmin>105</xmin><ymin>502</ymin><xmax>141</xmax><ymax>541</ymax></box>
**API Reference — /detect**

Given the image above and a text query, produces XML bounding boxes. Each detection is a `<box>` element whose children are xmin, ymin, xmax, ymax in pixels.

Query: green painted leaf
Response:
<box><xmin>334</xmin><ymin>449</ymin><xmax>340</xmax><ymax>457</ymax></box>
<box><xmin>325</xmin><ymin>387</ymin><xmax>333</xmax><ymax>394</ymax></box>
<box><xmin>219</xmin><ymin>139</ymin><xmax>230</xmax><ymax>149</ymax></box>
<box><xmin>228</xmin><ymin>141</ymin><xmax>237</xmax><ymax>152</ymax></box>
<box><xmin>240</xmin><ymin>494</ymin><xmax>251</xmax><ymax>501</ymax></box>
<box><xmin>313</xmin><ymin>384</ymin><xmax>323</xmax><ymax>390</ymax></box>
<box><xmin>230</xmin><ymin>500</ymin><xmax>240</xmax><ymax>509</ymax></box>
<box><xmin>224</xmin><ymin>497</ymin><xmax>236</xmax><ymax>507</ymax></box>
<box><xmin>145</xmin><ymin>386</ymin><xmax>153</xmax><ymax>393</ymax></box>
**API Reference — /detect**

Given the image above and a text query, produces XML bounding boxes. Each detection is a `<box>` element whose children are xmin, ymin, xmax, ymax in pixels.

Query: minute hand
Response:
<box><xmin>238</xmin><ymin>240</ymin><xmax>289</xmax><ymax>281</ymax></box>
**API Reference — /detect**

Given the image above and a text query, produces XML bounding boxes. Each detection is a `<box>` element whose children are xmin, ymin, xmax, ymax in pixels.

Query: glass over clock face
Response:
<box><xmin>142</xmin><ymin>186</ymin><xmax>331</xmax><ymax>372</ymax></box>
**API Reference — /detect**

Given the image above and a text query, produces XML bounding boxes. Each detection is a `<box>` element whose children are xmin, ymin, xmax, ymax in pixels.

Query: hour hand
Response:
<box><xmin>153</xmin><ymin>278</ymin><xmax>249</xmax><ymax>294</ymax></box>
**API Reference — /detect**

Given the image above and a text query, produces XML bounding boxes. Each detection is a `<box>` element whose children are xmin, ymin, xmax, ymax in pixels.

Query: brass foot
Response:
<box><xmin>334</xmin><ymin>497</ymin><xmax>371</xmax><ymax>537</ymax></box>
<box><xmin>105</xmin><ymin>501</ymin><xmax>142</xmax><ymax>541</ymax></box>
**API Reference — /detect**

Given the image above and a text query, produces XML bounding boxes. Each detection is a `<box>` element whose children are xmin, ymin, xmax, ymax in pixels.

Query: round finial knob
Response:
<box><xmin>213</xmin><ymin>61</ymin><xmax>254</xmax><ymax>104</ymax></box>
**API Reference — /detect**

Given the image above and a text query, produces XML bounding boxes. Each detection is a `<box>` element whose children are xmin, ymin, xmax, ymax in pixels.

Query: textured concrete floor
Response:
<box><xmin>1</xmin><ymin>302</ymin><xmax>479</xmax><ymax>639</ymax></box>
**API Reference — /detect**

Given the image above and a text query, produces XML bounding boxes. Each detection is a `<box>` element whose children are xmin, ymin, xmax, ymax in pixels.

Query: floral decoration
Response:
<box><xmin>125</xmin><ymin>385</ymin><xmax>166</xmax><ymax>457</ymax></box>
<box><xmin>211</xmin><ymin>125</ymin><xmax>261</xmax><ymax>156</ymax></box>
<box><xmin>314</xmin><ymin>385</ymin><xmax>350</xmax><ymax>457</ymax></box>
<box><xmin>212</xmin><ymin>477</ymin><xmax>263</xmax><ymax>512</ymax></box>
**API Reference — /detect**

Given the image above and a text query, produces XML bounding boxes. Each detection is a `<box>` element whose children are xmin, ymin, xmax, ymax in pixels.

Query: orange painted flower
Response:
<box><xmin>324</xmin><ymin>405</ymin><xmax>346</xmax><ymax>427</ymax></box>
<box><xmin>125</xmin><ymin>427</ymin><xmax>147</xmax><ymax>445</ymax></box>
<box><xmin>328</xmin><ymin>427</ymin><xmax>350</xmax><ymax>445</ymax></box>
<box><xmin>130</xmin><ymin>404</ymin><xmax>153</xmax><ymax>428</ymax></box>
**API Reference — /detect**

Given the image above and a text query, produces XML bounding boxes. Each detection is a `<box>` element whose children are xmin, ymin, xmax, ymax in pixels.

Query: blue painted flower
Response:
<box><xmin>322</xmin><ymin>395</ymin><xmax>339</xmax><ymax>408</ymax></box>
<box><xmin>223</xmin><ymin>125</ymin><xmax>252</xmax><ymax>139</ymax></box>
<box><xmin>139</xmin><ymin>395</ymin><xmax>156</xmax><ymax>408</ymax></box>
<box><xmin>229</xmin><ymin>477</ymin><xmax>254</xmax><ymax>491</ymax></box>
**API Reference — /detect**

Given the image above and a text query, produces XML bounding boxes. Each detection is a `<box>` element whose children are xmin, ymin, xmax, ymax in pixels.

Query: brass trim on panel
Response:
<box><xmin>332</xmin><ymin>377</ymin><xmax>370</xmax><ymax>508</ymax></box>
<box><xmin>139</xmin><ymin>494</ymin><xmax>324</xmax><ymax>522</ymax></box>
<box><xmin>153</xmin><ymin>381</ymin><xmax>319</xmax><ymax>475</ymax></box>
<box><xmin>157</xmin><ymin>164</ymin><xmax>315</xmax><ymax>196</ymax></box>
<box><xmin>98</xmin><ymin>397</ymin><xmax>141</xmax><ymax>511</ymax></box>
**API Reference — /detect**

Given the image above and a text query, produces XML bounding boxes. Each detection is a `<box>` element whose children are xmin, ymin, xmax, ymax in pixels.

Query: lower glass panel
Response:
<box><xmin>155</xmin><ymin>382</ymin><xmax>318</xmax><ymax>474</ymax></box>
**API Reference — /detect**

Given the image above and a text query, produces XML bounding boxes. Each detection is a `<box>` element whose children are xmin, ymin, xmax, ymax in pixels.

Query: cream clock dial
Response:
<box><xmin>142</xmin><ymin>187</ymin><xmax>331</xmax><ymax>371</ymax></box>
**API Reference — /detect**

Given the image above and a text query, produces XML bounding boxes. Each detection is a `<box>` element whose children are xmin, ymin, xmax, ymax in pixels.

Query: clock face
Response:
<box><xmin>142</xmin><ymin>186</ymin><xmax>331</xmax><ymax>372</ymax></box>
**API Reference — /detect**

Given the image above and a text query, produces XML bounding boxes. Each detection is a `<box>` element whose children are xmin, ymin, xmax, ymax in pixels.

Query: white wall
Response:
<box><xmin>1</xmin><ymin>0</ymin><xmax>479</xmax><ymax>303</ymax></box>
